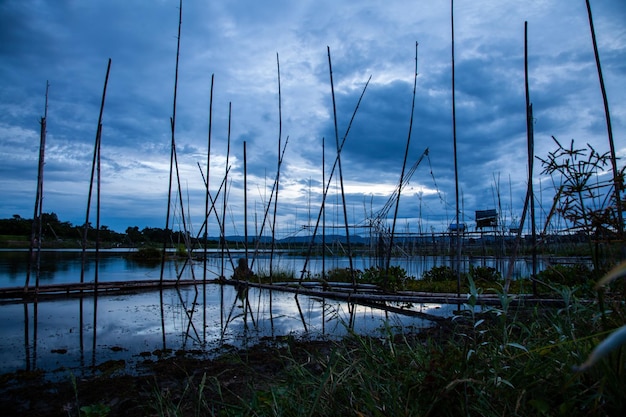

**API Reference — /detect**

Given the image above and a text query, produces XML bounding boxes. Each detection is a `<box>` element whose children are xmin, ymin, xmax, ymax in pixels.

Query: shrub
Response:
<box><xmin>325</xmin><ymin>268</ymin><xmax>361</xmax><ymax>283</ymax></box>
<box><xmin>468</xmin><ymin>265</ymin><xmax>501</xmax><ymax>283</ymax></box>
<box><xmin>536</xmin><ymin>263</ymin><xmax>595</xmax><ymax>287</ymax></box>
<box><xmin>361</xmin><ymin>265</ymin><xmax>410</xmax><ymax>291</ymax></box>
<box><xmin>422</xmin><ymin>265</ymin><xmax>458</xmax><ymax>282</ymax></box>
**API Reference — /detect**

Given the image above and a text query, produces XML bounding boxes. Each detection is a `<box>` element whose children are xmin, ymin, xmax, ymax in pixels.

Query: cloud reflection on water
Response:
<box><xmin>0</xmin><ymin>283</ymin><xmax>459</xmax><ymax>377</ymax></box>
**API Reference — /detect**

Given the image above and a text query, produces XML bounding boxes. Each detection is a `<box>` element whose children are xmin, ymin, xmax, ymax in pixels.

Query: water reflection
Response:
<box><xmin>0</xmin><ymin>249</ymin><xmax>587</xmax><ymax>288</ymax></box>
<box><xmin>0</xmin><ymin>250</ymin><xmax>591</xmax><ymax>378</ymax></box>
<box><xmin>1</xmin><ymin>283</ymin><xmax>459</xmax><ymax>377</ymax></box>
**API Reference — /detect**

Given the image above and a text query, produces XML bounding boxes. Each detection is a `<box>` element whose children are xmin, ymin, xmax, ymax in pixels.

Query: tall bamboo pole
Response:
<box><xmin>80</xmin><ymin>58</ymin><xmax>112</xmax><ymax>285</ymax></box>
<box><xmin>269</xmin><ymin>53</ymin><xmax>282</xmax><ymax>279</ymax></box>
<box><xmin>327</xmin><ymin>46</ymin><xmax>355</xmax><ymax>285</ymax></box>
<box><xmin>524</xmin><ymin>21</ymin><xmax>538</xmax><ymax>295</ymax></box>
<box><xmin>387</xmin><ymin>42</ymin><xmax>419</xmax><ymax>273</ymax></box>
<box><xmin>250</xmin><ymin>137</ymin><xmax>288</xmax><ymax>270</ymax></box>
<box><xmin>585</xmin><ymin>0</ymin><xmax>623</xmax><ymax>239</ymax></box>
<box><xmin>169</xmin><ymin>2</ymin><xmax>194</xmax><ymax>281</ymax></box>
<box><xmin>322</xmin><ymin>137</ymin><xmax>326</xmax><ymax>281</ymax></box>
<box><xmin>160</xmin><ymin>0</ymin><xmax>183</xmax><ymax>283</ymax></box>
<box><xmin>202</xmin><ymin>74</ymin><xmax>214</xmax><ymax>340</ymax></box>
<box><xmin>298</xmin><ymin>76</ymin><xmax>371</xmax><ymax>281</ymax></box>
<box><xmin>244</xmin><ymin>141</ymin><xmax>249</xmax><ymax>264</ymax></box>
<box><xmin>25</xmin><ymin>81</ymin><xmax>49</xmax><ymax>292</ymax></box>
<box><xmin>221</xmin><ymin>103</ymin><xmax>232</xmax><ymax>279</ymax></box>
<box><xmin>451</xmin><ymin>0</ymin><xmax>462</xmax><ymax>297</ymax></box>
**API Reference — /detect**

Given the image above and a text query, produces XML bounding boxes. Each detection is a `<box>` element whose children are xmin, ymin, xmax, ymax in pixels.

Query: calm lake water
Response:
<box><xmin>0</xmin><ymin>249</ymin><xmax>575</xmax><ymax>378</ymax></box>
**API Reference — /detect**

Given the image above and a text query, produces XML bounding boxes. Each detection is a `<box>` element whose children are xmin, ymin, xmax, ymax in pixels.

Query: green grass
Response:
<box><xmin>143</xmin><ymin>277</ymin><xmax>625</xmax><ymax>416</ymax></box>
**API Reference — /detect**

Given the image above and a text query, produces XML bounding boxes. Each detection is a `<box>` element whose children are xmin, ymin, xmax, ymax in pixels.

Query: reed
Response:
<box><xmin>51</xmin><ymin>267</ymin><xmax>617</xmax><ymax>416</ymax></box>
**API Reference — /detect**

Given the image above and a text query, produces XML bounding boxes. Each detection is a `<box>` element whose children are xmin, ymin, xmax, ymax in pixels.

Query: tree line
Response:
<box><xmin>0</xmin><ymin>213</ymin><xmax>201</xmax><ymax>246</ymax></box>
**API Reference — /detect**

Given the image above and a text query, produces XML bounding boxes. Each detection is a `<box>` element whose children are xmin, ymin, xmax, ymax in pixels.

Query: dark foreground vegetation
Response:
<box><xmin>1</xmin><ymin>262</ymin><xmax>625</xmax><ymax>417</ymax></box>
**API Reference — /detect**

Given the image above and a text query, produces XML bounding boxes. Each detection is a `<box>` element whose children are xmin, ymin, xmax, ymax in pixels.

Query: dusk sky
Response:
<box><xmin>1</xmin><ymin>0</ymin><xmax>624</xmax><ymax>237</ymax></box>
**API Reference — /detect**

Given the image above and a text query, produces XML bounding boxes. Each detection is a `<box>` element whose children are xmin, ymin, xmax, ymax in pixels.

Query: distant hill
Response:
<box><xmin>220</xmin><ymin>234</ymin><xmax>369</xmax><ymax>244</ymax></box>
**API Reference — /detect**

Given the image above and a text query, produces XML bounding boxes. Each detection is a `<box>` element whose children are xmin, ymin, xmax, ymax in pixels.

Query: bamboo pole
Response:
<box><xmin>451</xmin><ymin>0</ymin><xmax>462</xmax><ymax>297</ymax></box>
<box><xmin>160</xmin><ymin>0</ymin><xmax>183</xmax><ymax>283</ymax></box>
<box><xmin>298</xmin><ymin>75</ymin><xmax>371</xmax><ymax>281</ymax></box>
<box><xmin>585</xmin><ymin>0</ymin><xmax>623</xmax><ymax>240</ymax></box>
<box><xmin>327</xmin><ymin>46</ymin><xmax>355</xmax><ymax>285</ymax></box>
<box><xmin>202</xmin><ymin>74</ymin><xmax>214</xmax><ymax>341</ymax></box>
<box><xmin>322</xmin><ymin>137</ymin><xmax>326</xmax><ymax>281</ymax></box>
<box><xmin>524</xmin><ymin>21</ymin><xmax>537</xmax><ymax>295</ymax></box>
<box><xmin>244</xmin><ymin>141</ymin><xmax>249</xmax><ymax>264</ymax></box>
<box><xmin>25</xmin><ymin>81</ymin><xmax>49</xmax><ymax>293</ymax></box>
<box><xmin>221</xmin><ymin>102</ymin><xmax>232</xmax><ymax>279</ymax></box>
<box><xmin>80</xmin><ymin>58</ymin><xmax>111</xmax><ymax>286</ymax></box>
<box><xmin>169</xmin><ymin>3</ymin><xmax>194</xmax><ymax>281</ymax></box>
<box><xmin>250</xmin><ymin>137</ymin><xmax>288</xmax><ymax>269</ymax></box>
<box><xmin>269</xmin><ymin>53</ymin><xmax>283</xmax><ymax>279</ymax></box>
<box><xmin>387</xmin><ymin>42</ymin><xmax>419</xmax><ymax>274</ymax></box>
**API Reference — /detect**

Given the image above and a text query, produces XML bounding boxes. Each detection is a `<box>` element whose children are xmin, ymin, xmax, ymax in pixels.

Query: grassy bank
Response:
<box><xmin>2</xmin><ymin>269</ymin><xmax>623</xmax><ymax>416</ymax></box>
<box><xmin>144</xmin><ymin>280</ymin><xmax>624</xmax><ymax>416</ymax></box>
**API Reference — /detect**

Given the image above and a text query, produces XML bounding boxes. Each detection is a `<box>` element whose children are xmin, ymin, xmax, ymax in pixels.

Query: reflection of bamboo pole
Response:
<box><xmin>160</xmin><ymin>289</ymin><xmax>167</xmax><ymax>350</ymax></box>
<box><xmin>24</xmin><ymin>303</ymin><xmax>29</xmax><ymax>370</ymax></box>
<box><xmin>294</xmin><ymin>294</ymin><xmax>308</xmax><ymax>332</ymax></box>
<box><xmin>327</xmin><ymin>46</ymin><xmax>355</xmax><ymax>285</ymax></box>
<box><xmin>179</xmin><ymin>287</ymin><xmax>200</xmax><ymax>346</ymax></box>
<box><xmin>585</xmin><ymin>0</ymin><xmax>623</xmax><ymax>239</ymax></box>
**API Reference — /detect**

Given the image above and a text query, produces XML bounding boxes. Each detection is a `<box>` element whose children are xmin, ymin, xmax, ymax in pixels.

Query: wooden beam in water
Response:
<box><xmin>0</xmin><ymin>279</ymin><xmax>204</xmax><ymax>302</ymax></box>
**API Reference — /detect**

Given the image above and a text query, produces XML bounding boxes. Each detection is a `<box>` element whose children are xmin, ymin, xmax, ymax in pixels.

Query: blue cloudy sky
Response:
<box><xmin>0</xmin><ymin>0</ymin><xmax>624</xmax><ymax>237</ymax></box>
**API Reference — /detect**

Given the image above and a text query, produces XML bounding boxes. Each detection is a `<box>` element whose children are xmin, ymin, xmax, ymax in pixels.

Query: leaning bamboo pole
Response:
<box><xmin>387</xmin><ymin>42</ymin><xmax>419</xmax><ymax>274</ymax></box>
<box><xmin>250</xmin><ymin>137</ymin><xmax>288</xmax><ymax>270</ymax></box>
<box><xmin>298</xmin><ymin>75</ymin><xmax>371</xmax><ymax>281</ymax></box>
<box><xmin>80</xmin><ymin>58</ymin><xmax>111</xmax><ymax>286</ymax></box>
<box><xmin>327</xmin><ymin>46</ymin><xmax>355</xmax><ymax>285</ymax></box>
<box><xmin>585</xmin><ymin>0</ymin><xmax>623</xmax><ymax>240</ymax></box>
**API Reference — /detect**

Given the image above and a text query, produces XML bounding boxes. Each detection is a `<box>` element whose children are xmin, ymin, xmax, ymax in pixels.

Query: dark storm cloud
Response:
<box><xmin>0</xmin><ymin>1</ymin><xmax>624</xmax><ymax>235</ymax></box>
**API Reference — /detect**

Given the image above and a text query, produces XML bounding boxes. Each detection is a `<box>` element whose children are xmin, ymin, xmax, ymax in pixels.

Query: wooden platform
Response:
<box><xmin>224</xmin><ymin>280</ymin><xmax>570</xmax><ymax>308</ymax></box>
<box><xmin>0</xmin><ymin>278</ymin><xmax>569</xmax><ymax>310</ymax></box>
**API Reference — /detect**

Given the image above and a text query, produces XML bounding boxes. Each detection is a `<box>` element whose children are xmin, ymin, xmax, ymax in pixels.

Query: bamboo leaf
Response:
<box><xmin>505</xmin><ymin>342</ymin><xmax>528</xmax><ymax>352</ymax></box>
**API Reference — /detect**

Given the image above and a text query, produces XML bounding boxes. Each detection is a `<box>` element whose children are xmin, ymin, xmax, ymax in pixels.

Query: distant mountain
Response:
<box><xmin>216</xmin><ymin>234</ymin><xmax>369</xmax><ymax>244</ymax></box>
